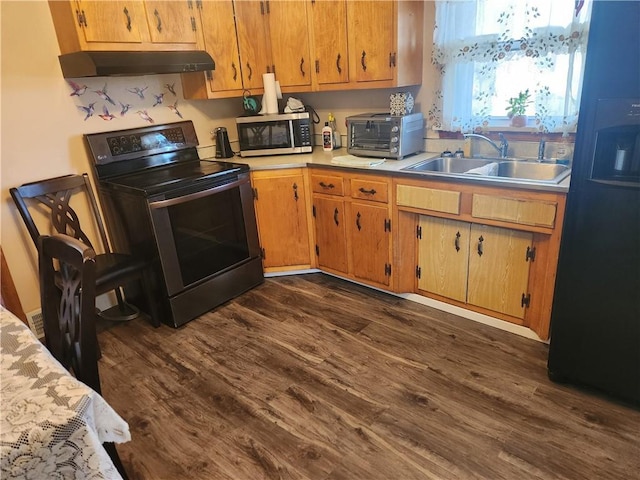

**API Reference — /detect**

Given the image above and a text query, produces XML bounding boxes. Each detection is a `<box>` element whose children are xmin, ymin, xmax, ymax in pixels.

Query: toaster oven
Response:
<box><xmin>347</xmin><ymin>112</ymin><xmax>424</xmax><ymax>159</ymax></box>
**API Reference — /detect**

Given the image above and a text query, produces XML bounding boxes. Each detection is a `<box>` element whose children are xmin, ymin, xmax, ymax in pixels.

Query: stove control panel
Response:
<box><xmin>85</xmin><ymin>120</ymin><xmax>199</xmax><ymax>166</ymax></box>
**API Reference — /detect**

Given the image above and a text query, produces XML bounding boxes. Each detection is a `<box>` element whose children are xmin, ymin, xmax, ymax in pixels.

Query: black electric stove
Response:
<box><xmin>85</xmin><ymin>121</ymin><xmax>263</xmax><ymax>327</ymax></box>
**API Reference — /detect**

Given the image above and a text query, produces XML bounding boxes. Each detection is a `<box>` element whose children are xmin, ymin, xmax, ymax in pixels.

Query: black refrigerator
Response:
<box><xmin>547</xmin><ymin>1</ymin><xmax>640</xmax><ymax>405</ymax></box>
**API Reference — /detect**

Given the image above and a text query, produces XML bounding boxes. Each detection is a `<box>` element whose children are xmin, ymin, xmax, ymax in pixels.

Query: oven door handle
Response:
<box><xmin>149</xmin><ymin>176</ymin><xmax>247</xmax><ymax>209</ymax></box>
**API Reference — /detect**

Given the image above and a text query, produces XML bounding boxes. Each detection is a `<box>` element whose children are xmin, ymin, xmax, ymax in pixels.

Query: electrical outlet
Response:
<box><xmin>26</xmin><ymin>309</ymin><xmax>44</xmax><ymax>339</ymax></box>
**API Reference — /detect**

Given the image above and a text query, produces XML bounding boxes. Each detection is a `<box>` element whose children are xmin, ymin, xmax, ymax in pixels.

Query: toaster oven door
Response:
<box><xmin>348</xmin><ymin>120</ymin><xmax>392</xmax><ymax>152</ymax></box>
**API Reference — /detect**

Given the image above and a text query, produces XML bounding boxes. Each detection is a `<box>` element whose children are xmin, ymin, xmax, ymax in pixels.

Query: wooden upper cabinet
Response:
<box><xmin>234</xmin><ymin>0</ymin><xmax>272</xmax><ymax>91</ymax></box>
<box><xmin>309</xmin><ymin>0</ymin><xmax>349</xmax><ymax>86</ymax></box>
<box><xmin>143</xmin><ymin>1</ymin><xmax>198</xmax><ymax>45</ymax></box>
<box><xmin>347</xmin><ymin>1</ymin><xmax>394</xmax><ymax>83</ymax></box>
<box><xmin>344</xmin><ymin>0</ymin><xmax>423</xmax><ymax>89</ymax></box>
<box><xmin>267</xmin><ymin>0</ymin><xmax>311</xmax><ymax>88</ymax></box>
<box><xmin>49</xmin><ymin>0</ymin><xmax>199</xmax><ymax>53</ymax></box>
<box><xmin>235</xmin><ymin>0</ymin><xmax>312</xmax><ymax>91</ymax></box>
<box><xmin>182</xmin><ymin>0</ymin><xmax>243</xmax><ymax>98</ymax></box>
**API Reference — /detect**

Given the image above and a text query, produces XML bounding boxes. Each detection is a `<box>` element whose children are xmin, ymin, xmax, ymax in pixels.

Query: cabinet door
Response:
<box><xmin>234</xmin><ymin>0</ymin><xmax>271</xmax><ymax>90</ymax></box>
<box><xmin>467</xmin><ymin>224</ymin><xmax>532</xmax><ymax>319</ymax></box>
<box><xmin>253</xmin><ymin>173</ymin><xmax>311</xmax><ymax>268</ymax></box>
<box><xmin>267</xmin><ymin>0</ymin><xmax>312</xmax><ymax>88</ymax></box>
<box><xmin>196</xmin><ymin>0</ymin><xmax>243</xmax><ymax>94</ymax></box>
<box><xmin>143</xmin><ymin>1</ymin><xmax>198</xmax><ymax>45</ymax></box>
<box><xmin>77</xmin><ymin>1</ymin><xmax>147</xmax><ymax>44</ymax></box>
<box><xmin>314</xmin><ymin>196</ymin><xmax>348</xmax><ymax>273</ymax></box>
<box><xmin>418</xmin><ymin>216</ymin><xmax>470</xmax><ymax>303</ymax></box>
<box><xmin>349</xmin><ymin>202</ymin><xmax>391</xmax><ymax>286</ymax></box>
<box><xmin>309</xmin><ymin>0</ymin><xmax>349</xmax><ymax>85</ymax></box>
<box><xmin>347</xmin><ymin>0</ymin><xmax>395</xmax><ymax>83</ymax></box>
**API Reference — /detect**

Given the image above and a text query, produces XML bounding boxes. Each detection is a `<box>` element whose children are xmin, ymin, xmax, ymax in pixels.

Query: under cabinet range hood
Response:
<box><xmin>58</xmin><ymin>50</ymin><xmax>215</xmax><ymax>78</ymax></box>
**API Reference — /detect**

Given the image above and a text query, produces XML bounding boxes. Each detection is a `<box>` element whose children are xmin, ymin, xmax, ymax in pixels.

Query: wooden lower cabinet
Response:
<box><xmin>397</xmin><ymin>176</ymin><xmax>566</xmax><ymax>340</ymax></box>
<box><xmin>418</xmin><ymin>217</ymin><xmax>533</xmax><ymax>319</ymax></box>
<box><xmin>467</xmin><ymin>224</ymin><xmax>532</xmax><ymax>319</ymax></box>
<box><xmin>417</xmin><ymin>216</ymin><xmax>469</xmax><ymax>303</ymax></box>
<box><xmin>349</xmin><ymin>201</ymin><xmax>391</xmax><ymax>286</ymax></box>
<box><xmin>311</xmin><ymin>169</ymin><xmax>393</xmax><ymax>289</ymax></box>
<box><xmin>250</xmin><ymin>169</ymin><xmax>314</xmax><ymax>272</ymax></box>
<box><xmin>313</xmin><ymin>196</ymin><xmax>348</xmax><ymax>273</ymax></box>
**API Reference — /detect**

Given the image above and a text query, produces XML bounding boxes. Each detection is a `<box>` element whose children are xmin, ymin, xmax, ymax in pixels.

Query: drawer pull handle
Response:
<box><xmin>358</xmin><ymin>187</ymin><xmax>377</xmax><ymax>195</ymax></box>
<box><xmin>154</xmin><ymin>9</ymin><xmax>162</xmax><ymax>32</ymax></box>
<box><xmin>477</xmin><ymin>235</ymin><xmax>484</xmax><ymax>256</ymax></box>
<box><xmin>123</xmin><ymin>7</ymin><xmax>132</xmax><ymax>32</ymax></box>
<box><xmin>319</xmin><ymin>182</ymin><xmax>335</xmax><ymax>189</ymax></box>
<box><xmin>455</xmin><ymin>231</ymin><xmax>461</xmax><ymax>252</ymax></box>
<box><xmin>356</xmin><ymin>212</ymin><xmax>362</xmax><ymax>231</ymax></box>
<box><xmin>333</xmin><ymin>208</ymin><xmax>339</xmax><ymax>226</ymax></box>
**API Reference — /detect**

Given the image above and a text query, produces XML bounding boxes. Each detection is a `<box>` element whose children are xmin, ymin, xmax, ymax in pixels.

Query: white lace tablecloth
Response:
<box><xmin>0</xmin><ymin>307</ymin><xmax>131</xmax><ymax>479</ymax></box>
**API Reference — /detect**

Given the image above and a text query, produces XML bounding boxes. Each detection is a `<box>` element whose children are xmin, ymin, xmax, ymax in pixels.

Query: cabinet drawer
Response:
<box><xmin>472</xmin><ymin>194</ymin><xmax>557</xmax><ymax>228</ymax></box>
<box><xmin>396</xmin><ymin>185</ymin><xmax>461</xmax><ymax>214</ymax></box>
<box><xmin>311</xmin><ymin>174</ymin><xmax>345</xmax><ymax>196</ymax></box>
<box><xmin>351</xmin><ymin>178</ymin><xmax>389</xmax><ymax>203</ymax></box>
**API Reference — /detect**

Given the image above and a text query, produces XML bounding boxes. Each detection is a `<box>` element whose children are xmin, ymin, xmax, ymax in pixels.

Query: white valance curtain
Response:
<box><xmin>430</xmin><ymin>0</ymin><xmax>592</xmax><ymax>134</ymax></box>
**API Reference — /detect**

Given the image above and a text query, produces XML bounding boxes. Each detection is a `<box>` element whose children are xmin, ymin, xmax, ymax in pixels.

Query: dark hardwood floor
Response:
<box><xmin>98</xmin><ymin>273</ymin><xmax>640</xmax><ymax>480</ymax></box>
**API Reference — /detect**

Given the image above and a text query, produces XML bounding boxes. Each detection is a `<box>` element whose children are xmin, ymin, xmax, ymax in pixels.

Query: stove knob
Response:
<box><xmin>390</xmin><ymin>146</ymin><xmax>398</xmax><ymax>154</ymax></box>
<box><xmin>391</xmin><ymin>126</ymin><xmax>399</xmax><ymax>133</ymax></box>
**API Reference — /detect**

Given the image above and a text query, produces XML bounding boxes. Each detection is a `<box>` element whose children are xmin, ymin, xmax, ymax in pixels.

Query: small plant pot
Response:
<box><xmin>510</xmin><ymin>115</ymin><xmax>527</xmax><ymax>127</ymax></box>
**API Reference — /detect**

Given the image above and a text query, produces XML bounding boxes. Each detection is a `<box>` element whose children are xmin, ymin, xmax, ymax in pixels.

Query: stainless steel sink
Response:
<box><xmin>402</xmin><ymin>157</ymin><xmax>571</xmax><ymax>184</ymax></box>
<box><xmin>494</xmin><ymin>161</ymin><xmax>571</xmax><ymax>182</ymax></box>
<box><xmin>403</xmin><ymin>157</ymin><xmax>495</xmax><ymax>173</ymax></box>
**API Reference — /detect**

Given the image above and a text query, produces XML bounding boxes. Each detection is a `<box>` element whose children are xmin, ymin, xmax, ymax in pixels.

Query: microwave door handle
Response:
<box><xmin>149</xmin><ymin>177</ymin><xmax>248</xmax><ymax>209</ymax></box>
<box><xmin>289</xmin><ymin>122</ymin><xmax>296</xmax><ymax>148</ymax></box>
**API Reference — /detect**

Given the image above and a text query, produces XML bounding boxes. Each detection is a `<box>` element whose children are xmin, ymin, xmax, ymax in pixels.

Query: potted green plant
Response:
<box><xmin>505</xmin><ymin>89</ymin><xmax>532</xmax><ymax>127</ymax></box>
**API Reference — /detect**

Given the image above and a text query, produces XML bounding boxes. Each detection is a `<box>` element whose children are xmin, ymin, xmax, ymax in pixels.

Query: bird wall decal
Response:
<box><xmin>127</xmin><ymin>86</ymin><xmax>148</xmax><ymax>100</ymax></box>
<box><xmin>78</xmin><ymin>102</ymin><xmax>96</xmax><ymax>121</ymax></box>
<box><xmin>168</xmin><ymin>100</ymin><xmax>183</xmax><ymax>118</ymax></box>
<box><xmin>136</xmin><ymin>110</ymin><xmax>154</xmax><ymax>123</ymax></box>
<box><xmin>68</xmin><ymin>80</ymin><xmax>87</xmax><ymax>96</ymax></box>
<box><xmin>152</xmin><ymin>93</ymin><xmax>164</xmax><ymax>107</ymax></box>
<box><xmin>99</xmin><ymin>105</ymin><xmax>116</xmax><ymax>121</ymax></box>
<box><xmin>94</xmin><ymin>84</ymin><xmax>116</xmax><ymax>106</ymax></box>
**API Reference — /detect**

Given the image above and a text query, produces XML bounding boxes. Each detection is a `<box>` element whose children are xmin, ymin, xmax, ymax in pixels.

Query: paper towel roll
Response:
<box><xmin>260</xmin><ymin>73</ymin><xmax>279</xmax><ymax>114</ymax></box>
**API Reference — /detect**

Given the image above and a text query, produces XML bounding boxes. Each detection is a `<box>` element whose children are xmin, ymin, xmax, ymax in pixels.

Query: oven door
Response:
<box><xmin>148</xmin><ymin>172</ymin><xmax>261</xmax><ymax>296</ymax></box>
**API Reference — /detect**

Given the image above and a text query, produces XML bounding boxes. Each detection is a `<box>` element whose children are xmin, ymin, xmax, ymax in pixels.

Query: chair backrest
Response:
<box><xmin>10</xmin><ymin>173</ymin><xmax>112</xmax><ymax>255</ymax></box>
<box><xmin>38</xmin><ymin>233</ymin><xmax>102</xmax><ymax>394</ymax></box>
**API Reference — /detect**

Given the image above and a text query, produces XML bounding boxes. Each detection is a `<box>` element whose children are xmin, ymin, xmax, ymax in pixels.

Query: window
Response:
<box><xmin>430</xmin><ymin>0</ymin><xmax>592</xmax><ymax>134</ymax></box>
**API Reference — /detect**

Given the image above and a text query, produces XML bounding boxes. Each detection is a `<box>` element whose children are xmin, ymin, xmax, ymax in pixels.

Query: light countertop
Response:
<box><xmin>203</xmin><ymin>148</ymin><xmax>571</xmax><ymax>193</ymax></box>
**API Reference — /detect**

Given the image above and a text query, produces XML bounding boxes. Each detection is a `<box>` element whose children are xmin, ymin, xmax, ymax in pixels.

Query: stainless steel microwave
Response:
<box><xmin>346</xmin><ymin>112</ymin><xmax>424</xmax><ymax>159</ymax></box>
<box><xmin>236</xmin><ymin>112</ymin><xmax>314</xmax><ymax>157</ymax></box>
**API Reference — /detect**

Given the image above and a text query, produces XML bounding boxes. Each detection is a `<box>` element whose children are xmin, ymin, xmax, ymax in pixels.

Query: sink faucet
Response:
<box><xmin>464</xmin><ymin>133</ymin><xmax>509</xmax><ymax>158</ymax></box>
<box><xmin>537</xmin><ymin>139</ymin><xmax>546</xmax><ymax>161</ymax></box>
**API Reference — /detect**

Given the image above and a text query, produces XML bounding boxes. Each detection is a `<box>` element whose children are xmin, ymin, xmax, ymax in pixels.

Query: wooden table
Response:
<box><xmin>0</xmin><ymin>307</ymin><xmax>130</xmax><ymax>479</ymax></box>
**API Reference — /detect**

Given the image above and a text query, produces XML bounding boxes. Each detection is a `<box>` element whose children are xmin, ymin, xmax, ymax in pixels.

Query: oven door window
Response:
<box><xmin>349</xmin><ymin>121</ymin><xmax>392</xmax><ymax>151</ymax></box>
<box><xmin>238</xmin><ymin>121</ymin><xmax>293</xmax><ymax>151</ymax></box>
<box><xmin>151</xmin><ymin>183</ymin><xmax>253</xmax><ymax>294</ymax></box>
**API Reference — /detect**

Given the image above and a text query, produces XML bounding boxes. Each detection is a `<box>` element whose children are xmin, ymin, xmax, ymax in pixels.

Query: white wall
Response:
<box><xmin>0</xmin><ymin>0</ymin><xmax>435</xmax><ymax>314</ymax></box>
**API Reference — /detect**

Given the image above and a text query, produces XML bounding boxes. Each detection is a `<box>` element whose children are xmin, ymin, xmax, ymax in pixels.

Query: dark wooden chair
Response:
<box><xmin>10</xmin><ymin>173</ymin><xmax>160</xmax><ymax>327</ymax></box>
<box><xmin>38</xmin><ymin>233</ymin><xmax>129</xmax><ymax>479</ymax></box>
